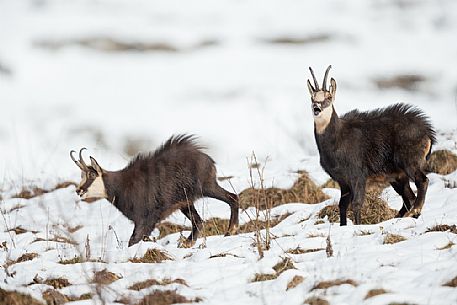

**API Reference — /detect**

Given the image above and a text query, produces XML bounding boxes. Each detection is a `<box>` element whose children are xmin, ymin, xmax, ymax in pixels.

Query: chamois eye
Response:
<box><xmin>89</xmin><ymin>171</ymin><xmax>97</xmax><ymax>179</ymax></box>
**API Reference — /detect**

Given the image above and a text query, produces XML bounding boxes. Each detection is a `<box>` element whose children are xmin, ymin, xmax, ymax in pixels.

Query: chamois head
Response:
<box><xmin>307</xmin><ymin>65</ymin><xmax>337</xmax><ymax>134</ymax></box>
<box><xmin>70</xmin><ymin>148</ymin><xmax>107</xmax><ymax>200</ymax></box>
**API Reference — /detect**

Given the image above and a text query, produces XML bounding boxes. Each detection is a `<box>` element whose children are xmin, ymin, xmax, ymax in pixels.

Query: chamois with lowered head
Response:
<box><xmin>307</xmin><ymin>66</ymin><xmax>435</xmax><ymax>225</ymax></box>
<box><xmin>71</xmin><ymin>135</ymin><xmax>239</xmax><ymax>247</ymax></box>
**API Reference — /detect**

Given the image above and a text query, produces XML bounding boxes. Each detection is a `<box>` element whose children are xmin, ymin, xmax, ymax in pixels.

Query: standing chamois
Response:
<box><xmin>307</xmin><ymin>66</ymin><xmax>436</xmax><ymax>225</ymax></box>
<box><xmin>71</xmin><ymin>135</ymin><xmax>239</xmax><ymax>247</ymax></box>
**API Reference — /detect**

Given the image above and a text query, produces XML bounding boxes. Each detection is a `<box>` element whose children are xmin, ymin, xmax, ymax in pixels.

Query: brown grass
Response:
<box><xmin>42</xmin><ymin>289</ymin><xmax>68</xmax><ymax>305</ymax></box>
<box><xmin>8</xmin><ymin>226</ymin><xmax>29</xmax><ymax>235</ymax></box>
<box><xmin>287</xmin><ymin>247</ymin><xmax>324</xmax><ymax>255</ymax></box>
<box><xmin>130</xmin><ymin>248</ymin><xmax>173</xmax><ymax>263</ymax></box>
<box><xmin>374</xmin><ymin>74</ymin><xmax>426</xmax><ymax>91</ymax></box>
<box><xmin>239</xmin><ymin>171</ymin><xmax>328</xmax><ymax>210</ymax></box>
<box><xmin>426</xmin><ymin>224</ymin><xmax>457</xmax><ymax>234</ymax></box>
<box><xmin>129</xmin><ymin>278</ymin><xmax>188</xmax><ymax>291</ymax></box>
<box><xmin>312</xmin><ymin>279</ymin><xmax>358</xmax><ymax>290</ymax></box>
<box><xmin>383</xmin><ymin>233</ymin><xmax>407</xmax><ymax>244</ymax></box>
<box><xmin>44</xmin><ymin>278</ymin><xmax>70</xmax><ymax>289</ymax></box>
<box><xmin>286</xmin><ymin>275</ymin><xmax>304</xmax><ymax>290</ymax></box>
<box><xmin>92</xmin><ymin>269</ymin><xmax>121</xmax><ymax>285</ymax></box>
<box><xmin>16</xmin><ymin>252</ymin><xmax>39</xmax><ymax>264</ymax></box>
<box><xmin>321</xmin><ymin>179</ymin><xmax>389</xmax><ymax>194</ymax></box>
<box><xmin>444</xmin><ymin>276</ymin><xmax>457</xmax><ymax>287</ymax></box>
<box><xmin>12</xmin><ymin>181</ymin><xmax>76</xmax><ymax>199</ymax></box>
<box><xmin>425</xmin><ymin>150</ymin><xmax>457</xmax><ymax>175</ymax></box>
<box><xmin>59</xmin><ymin>256</ymin><xmax>82</xmax><ymax>264</ymax></box>
<box><xmin>264</xmin><ymin>34</ymin><xmax>331</xmax><ymax>45</ymax></box>
<box><xmin>136</xmin><ymin>290</ymin><xmax>202</xmax><ymax>305</ymax></box>
<box><xmin>437</xmin><ymin>241</ymin><xmax>455</xmax><ymax>250</ymax></box>
<box><xmin>318</xmin><ymin>191</ymin><xmax>397</xmax><ymax>225</ymax></box>
<box><xmin>251</xmin><ymin>257</ymin><xmax>295</xmax><ymax>282</ymax></box>
<box><xmin>0</xmin><ymin>288</ymin><xmax>44</xmax><ymax>305</ymax></box>
<box><xmin>365</xmin><ymin>288</ymin><xmax>389</xmax><ymax>299</ymax></box>
<box><xmin>303</xmin><ymin>296</ymin><xmax>330</xmax><ymax>305</ymax></box>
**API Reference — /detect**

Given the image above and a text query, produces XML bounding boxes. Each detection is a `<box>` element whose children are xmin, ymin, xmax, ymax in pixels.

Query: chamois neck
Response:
<box><xmin>314</xmin><ymin>106</ymin><xmax>339</xmax><ymax>135</ymax></box>
<box><xmin>102</xmin><ymin>171</ymin><xmax>123</xmax><ymax>204</ymax></box>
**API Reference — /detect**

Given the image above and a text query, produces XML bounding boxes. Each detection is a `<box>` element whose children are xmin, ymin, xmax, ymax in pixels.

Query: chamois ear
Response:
<box><xmin>90</xmin><ymin>157</ymin><xmax>103</xmax><ymax>174</ymax></box>
<box><xmin>330</xmin><ymin>78</ymin><xmax>337</xmax><ymax>100</ymax></box>
<box><xmin>307</xmin><ymin>79</ymin><xmax>315</xmax><ymax>96</ymax></box>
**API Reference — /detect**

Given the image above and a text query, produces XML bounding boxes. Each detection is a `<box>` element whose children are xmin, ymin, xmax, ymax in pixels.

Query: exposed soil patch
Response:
<box><xmin>312</xmin><ymin>278</ymin><xmax>358</xmax><ymax>290</ymax></box>
<box><xmin>425</xmin><ymin>150</ymin><xmax>457</xmax><ymax>175</ymax></box>
<box><xmin>136</xmin><ymin>290</ymin><xmax>202</xmax><ymax>305</ymax></box>
<box><xmin>365</xmin><ymin>288</ymin><xmax>389</xmax><ymax>299</ymax></box>
<box><xmin>129</xmin><ymin>278</ymin><xmax>187</xmax><ymax>291</ymax></box>
<box><xmin>286</xmin><ymin>275</ymin><xmax>304</xmax><ymax>290</ymax></box>
<box><xmin>426</xmin><ymin>224</ymin><xmax>457</xmax><ymax>234</ymax></box>
<box><xmin>239</xmin><ymin>171</ymin><xmax>328</xmax><ymax>210</ymax></box>
<box><xmin>304</xmin><ymin>296</ymin><xmax>330</xmax><ymax>305</ymax></box>
<box><xmin>374</xmin><ymin>74</ymin><xmax>426</xmax><ymax>91</ymax></box>
<box><xmin>251</xmin><ymin>257</ymin><xmax>295</xmax><ymax>282</ymax></box>
<box><xmin>444</xmin><ymin>276</ymin><xmax>457</xmax><ymax>287</ymax></box>
<box><xmin>318</xmin><ymin>191</ymin><xmax>396</xmax><ymax>224</ymax></box>
<box><xmin>35</xmin><ymin>37</ymin><xmax>218</xmax><ymax>53</ymax></box>
<box><xmin>130</xmin><ymin>248</ymin><xmax>173</xmax><ymax>263</ymax></box>
<box><xmin>263</xmin><ymin>34</ymin><xmax>331</xmax><ymax>45</ymax></box>
<box><xmin>92</xmin><ymin>269</ymin><xmax>121</xmax><ymax>285</ymax></box>
<box><xmin>0</xmin><ymin>288</ymin><xmax>44</xmax><ymax>305</ymax></box>
<box><xmin>42</xmin><ymin>289</ymin><xmax>68</xmax><ymax>305</ymax></box>
<box><xmin>12</xmin><ymin>181</ymin><xmax>76</xmax><ymax>200</ymax></box>
<box><xmin>44</xmin><ymin>278</ymin><xmax>71</xmax><ymax>289</ymax></box>
<box><xmin>383</xmin><ymin>233</ymin><xmax>407</xmax><ymax>244</ymax></box>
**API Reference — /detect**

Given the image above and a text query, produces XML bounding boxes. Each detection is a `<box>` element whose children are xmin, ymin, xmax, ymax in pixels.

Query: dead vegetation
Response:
<box><xmin>239</xmin><ymin>171</ymin><xmax>328</xmax><ymax>210</ymax></box>
<box><xmin>59</xmin><ymin>256</ymin><xmax>82</xmax><ymax>264</ymax></box>
<box><xmin>426</xmin><ymin>224</ymin><xmax>457</xmax><ymax>234</ymax></box>
<box><xmin>136</xmin><ymin>290</ymin><xmax>202</xmax><ymax>305</ymax></box>
<box><xmin>4</xmin><ymin>252</ymin><xmax>39</xmax><ymax>268</ymax></box>
<box><xmin>287</xmin><ymin>247</ymin><xmax>323</xmax><ymax>255</ymax></box>
<box><xmin>129</xmin><ymin>278</ymin><xmax>187</xmax><ymax>291</ymax></box>
<box><xmin>263</xmin><ymin>34</ymin><xmax>331</xmax><ymax>45</ymax></box>
<box><xmin>130</xmin><ymin>248</ymin><xmax>173</xmax><ymax>263</ymax></box>
<box><xmin>0</xmin><ymin>288</ymin><xmax>44</xmax><ymax>305</ymax></box>
<box><xmin>303</xmin><ymin>296</ymin><xmax>330</xmax><ymax>305</ymax></box>
<box><xmin>42</xmin><ymin>289</ymin><xmax>68</xmax><ymax>305</ymax></box>
<box><xmin>92</xmin><ymin>269</ymin><xmax>121</xmax><ymax>285</ymax></box>
<box><xmin>444</xmin><ymin>276</ymin><xmax>457</xmax><ymax>287</ymax></box>
<box><xmin>251</xmin><ymin>257</ymin><xmax>295</xmax><ymax>282</ymax></box>
<box><xmin>286</xmin><ymin>275</ymin><xmax>304</xmax><ymax>290</ymax></box>
<box><xmin>437</xmin><ymin>241</ymin><xmax>455</xmax><ymax>250</ymax></box>
<box><xmin>35</xmin><ymin>37</ymin><xmax>218</xmax><ymax>54</ymax></box>
<box><xmin>44</xmin><ymin>278</ymin><xmax>71</xmax><ymax>289</ymax></box>
<box><xmin>373</xmin><ymin>74</ymin><xmax>426</xmax><ymax>91</ymax></box>
<box><xmin>383</xmin><ymin>233</ymin><xmax>407</xmax><ymax>244</ymax></box>
<box><xmin>312</xmin><ymin>279</ymin><xmax>358</xmax><ymax>290</ymax></box>
<box><xmin>12</xmin><ymin>181</ymin><xmax>76</xmax><ymax>200</ymax></box>
<box><xmin>318</xmin><ymin>190</ymin><xmax>396</xmax><ymax>225</ymax></box>
<box><xmin>425</xmin><ymin>150</ymin><xmax>457</xmax><ymax>175</ymax></box>
<box><xmin>365</xmin><ymin>288</ymin><xmax>389</xmax><ymax>299</ymax></box>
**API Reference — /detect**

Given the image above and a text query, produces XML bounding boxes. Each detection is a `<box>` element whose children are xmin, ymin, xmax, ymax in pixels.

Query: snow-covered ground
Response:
<box><xmin>1</xmin><ymin>0</ymin><xmax>457</xmax><ymax>304</ymax></box>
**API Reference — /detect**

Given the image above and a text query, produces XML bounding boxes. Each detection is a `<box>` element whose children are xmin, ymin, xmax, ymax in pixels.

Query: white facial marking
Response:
<box><xmin>314</xmin><ymin>106</ymin><xmax>333</xmax><ymax>134</ymax></box>
<box><xmin>81</xmin><ymin>176</ymin><xmax>107</xmax><ymax>200</ymax></box>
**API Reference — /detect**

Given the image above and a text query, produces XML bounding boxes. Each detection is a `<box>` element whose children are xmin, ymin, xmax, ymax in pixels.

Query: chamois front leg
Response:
<box><xmin>404</xmin><ymin>170</ymin><xmax>429</xmax><ymax>218</ymax></box>
<box><xmin>338</xmin><ymin>183</ymin><xmax>351</xmax><ymax>226</ymax></box>
<box><xmin>128</xmin><ymin>223</ymin><xmax>154</xmax><ymax>247</ymax></box>
<box><xmin>351</xmin><ymin>179</ymin><xmax>366</xmax><ymax>225</ymax></box>
<box><xmin>179</xmin><ymin>204</ymin><xmax>203</xmax><ymax>248</ymax></box>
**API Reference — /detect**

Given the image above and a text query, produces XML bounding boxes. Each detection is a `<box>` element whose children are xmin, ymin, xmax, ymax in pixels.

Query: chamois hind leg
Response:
<box><xmin>204</xmin><ymin>184</ymin><xmax>239</xmax><ymax>236</ymax></box>
<box><xmin>404</xmin><ymin>170</ymin><xmax>428</xmax><ymax>218</ymax></box>
<box><xmin>351</xmin><ymin>179</ymin><xmax>366</xmax><ymax>225</ymax></box>
<box><xmin>391</xmin><ymin>174</ymin><xmax>416</xmax><ymax>218</ymax></box>
<box><xmin>338</xmin><ymin>183</ymin><xmax>351</xmax><ymax>226</ymax></box>
<box><xmin>179</xmin><ymin>204</ymin><xmax>203</xmax><ymax>248</ymax></box>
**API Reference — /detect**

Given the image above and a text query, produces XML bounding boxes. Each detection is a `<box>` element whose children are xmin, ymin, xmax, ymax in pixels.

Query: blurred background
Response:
<box><xmin>0</xmin><ymin>0</ymin><xmax>456</xmax><ymax>190</ymax></box>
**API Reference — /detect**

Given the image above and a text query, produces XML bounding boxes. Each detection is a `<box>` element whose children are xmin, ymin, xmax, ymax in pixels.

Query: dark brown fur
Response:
<box><xmin>308</xmin><ymin>67</ymin><xmax>435</xmax><ymax>225</ymax></box>
<box><xmin>85</xmin><ymin>135</ymin><xmax>239</xmax><ymax>246</ymax></box>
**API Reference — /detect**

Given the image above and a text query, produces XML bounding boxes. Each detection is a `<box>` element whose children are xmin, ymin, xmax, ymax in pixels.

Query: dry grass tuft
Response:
<box><xmin>264</xmin><ymin>34</ymin><xmax>331</xmax><ymax>45</ymax></box>
<box><xmin>383</xmin><ymin>233</ymin><xmax>407</xmax><ymax>244</ymax></box>
<box><xmin>318</xmin><ymin>191</ymin><xmax>396</xmax><ymax>225</ymax></box>
<box><xmin>129</xmin><ymin>278</ymin><xmax>187</xmax><ymax>291</ymax></box>
<box><xmin>136</xmin><ymin>290</ymin><xmax>202</xmax><ymax>305</ymax></box>
<box><xmin>437</xmin><ymin>241</ymin><xmax>455</xmax><ymax>250</ymax></box>
<box><xmin>15</xmin><ymin>252</ymin><xmax>39</xmax><ymax>264</ymax></box>
<box><xmin>12</xmin><ymin>181</ymin><xmax>76</xmax><ymax>200</ymax></box>
<box><xmin>425</xmin><ymin>150</ymin><xmax>457</xmax><ymax>175</ymax></box>
<box><xmin>239</xmin><ymin>171</ymin><xmax>328</xmax><ymax>210</ymax></box>
<box><xmin>444</xmin><ymin>276</ymin><xmax>457</xmax><ymax>287</ymax></box>
<box><xmin>157</xmin><ymin>222</ymin><xmax>188</xmax><ymax>239</ymax></box>
<box><xmin>304</xmin><ymin>296</ymin><xmax>330</xmax><ymax>305</ymax></box>
<box><xmin>251</xmin><ymin>273</ymin><xmax>278</xmax><ymax>282</ymax></box>
<box><xmin>59</xmin><ymin>256</ymin><xmax>82</xmax><ymax>264</ymax></box>
<box><xmin>42</xmin><ymin>289</ymin><xmax>69</xmax><ymax>305</ymax></box>
<box><xmin>0</xmin><ymin>288</ymin><xmax>44</xmax><ymax>305</ymax></box>
<box><xmin>312</xmin><ymin>279</ymin><xmax>358</xmax><ymax>290</ymax></box>
<box><xmin>286</xmin><ymin>275</ymin><xmax>304</xmax><ymax>290</ymax></box>
<box><xmin>251</xmin><ymin>257</ymin><xmax>296</xmax><ymax>283</ymax></box>
<box><xmin>130</xmin><ymin>248</ymin><xmax>173</xmax><ymax>263</ymax></box>
<box><xmin>365</xmin><ymin>288</ymin><xmax>389</xmax><ymax>299</ymax></box>
<box><xmin>8</xmin><ymin>226</ymin><xmax>29</xmax><ymax>235</ymax></box>
<box><xmin>44</xmin><ymin>278</ymin><xmax>70</xmax><ymax>289</ymax></box>
<box><xmin>92</xmin><ymin>269</ymin><xmax>121</xmax><ymax>285</ymax></box>
<box><xmin>426</xmin><ymin>224</ymin><xmax>457</xmax><ymax>234</ymax></box>
<box><xmin>287</xmin><ymin>247</ymin><xmax>323</xmax><ymax>255</ymax></box>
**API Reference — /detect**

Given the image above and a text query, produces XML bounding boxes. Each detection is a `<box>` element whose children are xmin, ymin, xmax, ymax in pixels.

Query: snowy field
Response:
<box><xmin>1</xmin><ymin>0</ymin><xmax>457</xmax><ymax>304</ymax></box>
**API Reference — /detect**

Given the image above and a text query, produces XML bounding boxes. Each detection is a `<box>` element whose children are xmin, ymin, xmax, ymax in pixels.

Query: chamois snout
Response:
<box><xmin>312</xmin><ymin>103</ymin><xmax>322</xmax><ymax>116</ymax></box>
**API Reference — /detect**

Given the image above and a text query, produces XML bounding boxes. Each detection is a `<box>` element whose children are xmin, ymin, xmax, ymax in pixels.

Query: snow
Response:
<box><xmin>1</xmin><ymin>0</ymin><xmax>457</xmax><ymax>304</ymax></box>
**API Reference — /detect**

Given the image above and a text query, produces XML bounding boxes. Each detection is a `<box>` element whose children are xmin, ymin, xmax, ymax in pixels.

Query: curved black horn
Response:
<box><xmin>309</xmin><ymin>67</ymin><xmax>319</xmax><ymax>90</ymax></box>
<box><xmin>79</xmin><ymin>148</ymin><xmax>88</xmax><ymax>169</ymax></box>
<box><xmin>70</xmin><ymin>150</ymin><xmax>84</xmax><ymax>170</ymax></box>
<box><xmin>322</xmin><ymin>65</ymin><xmax>332</xmax><ymax>91</ymax></box>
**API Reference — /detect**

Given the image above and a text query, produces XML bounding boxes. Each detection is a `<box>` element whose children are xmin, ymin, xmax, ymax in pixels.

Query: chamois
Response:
<box><xmin>70</xmin><ymin>135</ymin><xmax>239</xmax><ymax>247</ymax></box>
<box><xmin>307</xmin><ymin>66</ymin><xmax>436</xmax><ymax>225</ymax></box>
